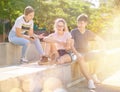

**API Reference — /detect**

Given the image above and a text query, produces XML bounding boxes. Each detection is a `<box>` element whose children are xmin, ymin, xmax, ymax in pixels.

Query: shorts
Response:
<box><xmin>68</xmin><ymin>52</ymin><xmax>77</xmax><ymax>62</ymax></box>
<box><xmin>57</xmin><ymin>49</ymin><xmax>68</xmax><ymax>56</ymax></box>
<box><xmin>57</xmin><ymin>49</ymin><xmax>77</xmax><ymax>62</ymax></box>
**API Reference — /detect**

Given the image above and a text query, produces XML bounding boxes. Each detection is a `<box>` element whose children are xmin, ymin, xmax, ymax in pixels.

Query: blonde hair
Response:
<box><xmin>54</xmin><ymin>18</ymin><xmax>69</xmax><ymax>32</ymax></box>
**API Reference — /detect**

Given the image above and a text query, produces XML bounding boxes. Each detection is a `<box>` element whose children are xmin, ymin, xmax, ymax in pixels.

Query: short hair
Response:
<box><xmin>24</xmin><ymin>6</ymin><xmax>34</xmax><ymax>15</ymax></box>
<box><xmin>77</xmin><ymin>14</ymin><xmax>88</xmax><ymax>22</ymax></box>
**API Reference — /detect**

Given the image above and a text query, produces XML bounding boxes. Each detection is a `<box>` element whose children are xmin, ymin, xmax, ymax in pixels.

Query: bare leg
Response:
<box><xmin>57</xmin><ymin>54</ymin><xmax>71</xmax><ymax>64</ymax></box>
<box><xmin>89</xmin><ymin>61</ymin><xmax>96</xmax><ymax>75</ymax></box>
<box><xmin>42</xmin><ymin>42</ymin><xmax>51</xmax><ymax>57</ymax></box>
<box><xmin>77</xmin><ymin>56</ymin><xmax>96</xmax><ymax>89</ymax></box>
<box><xmin>85</xmin><ymin>50</ymin><xmax>103</xmax><ymax>83</ymax></box>
<box><xmin>38</xmin><ymin>42</ymin><xmax>52</xmax><ymax>65</ymax></box>
<box><xmin>77</xmin><ymin>56</ymin><xmax>92</xmax><ymax>80</ymax></box>
<box><xmin>66</xmin><ymin>39</ymin><xmax>95</xmax><ymax>88</ymax></box>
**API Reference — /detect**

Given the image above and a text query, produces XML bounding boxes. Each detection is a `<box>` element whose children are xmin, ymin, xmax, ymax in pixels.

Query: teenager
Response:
<box><xmin>8</xmin><ymin>6</ymin><xmax>45</xmax><ymax>63</ymax></box>
<box><xmin>71</xmin><ymin>14</ymin><xmax>105</xmax><ymax>89</ymax></box>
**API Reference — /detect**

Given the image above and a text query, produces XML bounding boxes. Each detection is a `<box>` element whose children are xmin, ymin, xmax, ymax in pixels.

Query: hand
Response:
<box><xmin>29</xmin><ymin>36</ymin><xmax>35</xmax><ymax>41</ymax></box>
<box><xmin>76</xmin><ymin>53</ymin><xmax>82</xmax><ymax>57</ymax></box>
<box><xmin>30</xmin><ymin>36</ymin><xmax>35</xmax><ymax>39</ymax></box>
<box><xmin>76</xmin><ymin>53</ymin><xmax>83</xmax><ymax>60</ymax></box>
<box><xmin>38</xmin><ymin>33</ymin><xmax>45</xmax><ymax>39</ymax></box>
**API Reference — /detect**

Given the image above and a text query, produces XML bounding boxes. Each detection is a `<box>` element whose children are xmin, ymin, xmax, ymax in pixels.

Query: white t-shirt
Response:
<box><xmin>11</xmin><ymin>15</ymin><xmax>33</xmax><ymax>33</ymax></box>
<box><xmin>49</xmin><ymin>32</ymin><xmax>72</xmax><ymax>50</ymax></box>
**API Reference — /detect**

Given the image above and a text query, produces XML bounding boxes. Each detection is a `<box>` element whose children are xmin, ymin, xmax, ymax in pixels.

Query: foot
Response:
<box><xmin>92</xmin><ymin>74</ymin><xmax>101</xmax><ymax>84</ymax></box>
<box><xmin>38</xmin><ymin>56</ymin><xmax>49</xmax><ymax>65</ymax></box>
<box><xmin>20</xmin><ymin>58</ymin><xmax>28</xmax><ymax>63</ymax></box>
<box><xmin>88</xmin><ymin>79</ymin><xmax>96</xmax><ymax>89</ymax></box>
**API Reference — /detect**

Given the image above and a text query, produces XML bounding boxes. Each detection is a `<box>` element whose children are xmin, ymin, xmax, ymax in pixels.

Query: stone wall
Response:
<box><xmin>0</xmin><ymin>42</ymin><xmax>40</xmax><ymax>66</ymax></box>
<box><xmin>0</xmin><ymin>62</ymin><xmax>83</xmax><ymax>92</ymax></box>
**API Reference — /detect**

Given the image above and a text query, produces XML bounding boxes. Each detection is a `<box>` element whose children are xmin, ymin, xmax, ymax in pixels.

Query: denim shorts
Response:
<box><xmin>57</xmin><ymin>49</ymin><xmax>76</xmax><ymax>62</ymax></box>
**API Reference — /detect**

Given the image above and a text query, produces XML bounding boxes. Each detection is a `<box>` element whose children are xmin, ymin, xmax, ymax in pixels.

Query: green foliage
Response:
<box><xmin>0</xmin><ymin>0</ymin><xmax>115</xmax><ymax>36</ymax></box>
<box><xmin>34</xmin><ymin>0</ymin><xmax>91</xmax><ymax>32</ymax></box>
<box><xmin>88</xmin><ymin>6</ymin><xmax>112</xmax><ymax>36</ymax></box>
<box><xmin>0</xmin><ymin>0</ymin><xmax>36</xmax><ymax>34</ymax></box>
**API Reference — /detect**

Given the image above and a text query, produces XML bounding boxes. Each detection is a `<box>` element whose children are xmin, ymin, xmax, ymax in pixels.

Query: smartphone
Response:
<box><xmin>30</xmin><ymin>37</ymin><xmax>34</xmax><ymax>39</ymax></box>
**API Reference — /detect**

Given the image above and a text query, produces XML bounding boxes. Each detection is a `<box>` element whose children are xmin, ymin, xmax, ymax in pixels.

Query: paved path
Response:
<box><xmin>67</xmin><ymin>70</ymin><xmax>120</xmax><ymax>92</ymax></box>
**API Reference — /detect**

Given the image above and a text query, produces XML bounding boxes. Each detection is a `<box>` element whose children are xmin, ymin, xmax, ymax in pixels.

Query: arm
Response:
<box><xmin>27</xmin><ymin>21</ymin><xmax>37</xmax><ymax>39</ymax></box>
<box><xmin>95</xmin><ymin>36</ymin><xmax>106</xmax><ymax>50</ymax></box>
<box><xmin>15</xmin><ymin>18</ymin><xmax>34</xmax><ymax>40</ymax></box>
<box><xmin>16</xmin><ymin>27</ymin><xmax>30</xmax><ymax>40</ymax></box>
<box><xmin>43</xmin><ymin>34</ymin><xmax>60</xmax><ymax>43</ymax></box>
<box><xmin>88</xmin><ymin>30</ymin><xmax>106</xmax><ymax>50</ymax></box>
<box><xmin>44</xmin><ymin>36</ymin><xmax>56</xmax><ymax>43</ymax></box>
<box><xmin>70</xmin><ymin>39</ymin><xmax>82</xmax><ymax>57</ymax></box>
<box><xmin>65</xmin><ymin>38</ymin><xmax>73</xmax><ymax>50</ymax></box>
<box><xmin>28</xmin><ymin>28</ymin><xmax>34</xmax><ymax>37</ymax></box>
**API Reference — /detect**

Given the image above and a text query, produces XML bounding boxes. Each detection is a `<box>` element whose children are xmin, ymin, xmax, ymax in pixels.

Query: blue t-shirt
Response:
<box><xmin>71</xmin><ymin>28</ymin><xmax>96</xmax><ymax>53</ymax></box>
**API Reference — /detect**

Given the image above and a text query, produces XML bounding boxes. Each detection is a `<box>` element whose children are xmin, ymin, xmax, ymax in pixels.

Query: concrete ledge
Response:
<box><xmin>0</xmin><ymin>42</ymin><xmax>40</xmax><ymax>66</ymax></box>
<box><xmin>1</xmin><ymin>42</ymin><xmax>120</xmax><ymax>91</ymax></box>
<box><xmin>0</xmin><ymin>62</ymin><xmax>83</xmax><ymax>92</ymax></box>
<box><xmin>0</xmin><ymin>43</ymin><xmax>21</xmax><ymax>66</ymax></box>
<box><xmin>1</xmin><ymin>48</ymin><xmax>120</xmax><ymax>92</ymax></box>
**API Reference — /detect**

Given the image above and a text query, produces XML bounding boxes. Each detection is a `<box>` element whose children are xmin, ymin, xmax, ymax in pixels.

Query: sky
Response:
<box><xmin>85</xmin><ymin>0</ymin><xmax>100</xmax><ymax>8</ymax></box>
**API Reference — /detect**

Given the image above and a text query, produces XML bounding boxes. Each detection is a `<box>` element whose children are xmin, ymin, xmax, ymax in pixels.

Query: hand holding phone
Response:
<box><xmin>30</xmin><ymin>36</ymin><xmax>34</xmax><ymax>39</ymax></box>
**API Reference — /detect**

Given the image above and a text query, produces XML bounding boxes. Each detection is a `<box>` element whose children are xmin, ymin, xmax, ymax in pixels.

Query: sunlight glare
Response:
<box><xmin>102</xmin><ymin>71</ymin><xmax>120</xmax><ymax>87</ymax></box>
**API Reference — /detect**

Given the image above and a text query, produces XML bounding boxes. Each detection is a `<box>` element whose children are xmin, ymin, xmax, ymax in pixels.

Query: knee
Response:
<box><xmin>26</xmin><ymin>42</ymin><xmax>30</xmax><ymax>46</ymax></box>
<box><xmin>23</xmin><ymin>41</ymin><xmax>30</xmax><ymax>47</ymax></box>
<box><xmin>77</xmin><ymin>55</ymin><xmax>84</xmax><ymax>62</ymax></box>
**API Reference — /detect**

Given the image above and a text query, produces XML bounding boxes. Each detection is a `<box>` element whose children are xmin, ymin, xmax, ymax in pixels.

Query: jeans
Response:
<box><xmin>8</xmin><ymin>30</ymin><xmax>44</xmax><ymax>58</ymax></box>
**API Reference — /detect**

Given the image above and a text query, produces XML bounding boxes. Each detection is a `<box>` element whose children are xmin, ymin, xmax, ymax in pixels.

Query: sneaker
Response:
<box><xmin>20</xmin><ymin>58</ymin><xmax>28</xmax><ymax>63</ymax></box>
<box><xmin>38</xmin><ymin>56</ymin><xmax>49</xmax><ymax>65</ymax></box>
<box><xmin>41</xmin><ymin>56</ymin><xmax>49</xmax><ymax>62</ymax></box>
<box><xmin>92</xmin><ymin>74</ymin><xmax>101</xmax><ymax>84</ymax></box>
<box><xmin>88</xmin><ymin>79</ymin><xmax>96</xmax><ymax>89</ymax></box>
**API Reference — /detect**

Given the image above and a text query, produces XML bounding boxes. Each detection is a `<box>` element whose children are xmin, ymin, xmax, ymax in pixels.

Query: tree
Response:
<box><xmin>0</xmin><ymin>0</ymin><xmax>114</xmax><ymax>36</ymax></box>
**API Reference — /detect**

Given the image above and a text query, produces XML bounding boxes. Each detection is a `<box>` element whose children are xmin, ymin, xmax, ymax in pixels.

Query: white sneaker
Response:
<box><xmin>92</xmin><ymin>74</ymin><xmax>101</xmax><ymax>84</ymax></box>
<box><xmin>20</xmin><ymin>58</ymin><xmax>28</xmax><ymax>63</ymax></box>
<box><xmin>88</xmin><ymin>79</ymin><xmax>96</xmax><ymax>89</ymax></box>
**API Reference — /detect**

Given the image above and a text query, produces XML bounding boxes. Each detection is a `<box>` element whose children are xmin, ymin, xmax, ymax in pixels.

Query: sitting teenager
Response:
<box><xmin>8</xmin><ymin>6</ymin><xmax>46</xmax><ymax>63</ymax></box>
<box><xmin>39</xmin><ymin>18</ymin><xmax>101</xmax><ymax>89</ymax></box>
<box><xmin>38</xmin><ymin>18</ymin><xmax>82</xmax><ymax>65</ymax></box>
